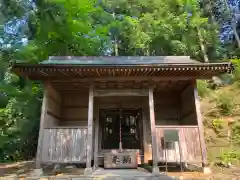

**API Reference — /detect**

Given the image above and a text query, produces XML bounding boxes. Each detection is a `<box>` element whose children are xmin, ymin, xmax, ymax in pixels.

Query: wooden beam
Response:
<box><xmin>93</xmin><ymin>107</ymin><xmax>99</xmax><ymax>170</ymax></box>
<box><xmin>35</xmin><ymin>83</ymin><xmax>48</xmax><ymax>169</ymax></box>
<box><xmin>148</xmin><ymin>87</ymin><xmax>159</xmax><ymax>174</ymax></box>
<box><xmin>94</xmin><ymin>89</ymin><xmax>148</xmax><ymax>97</ymax></box>
<box><xmin>142</xmin><ymin>105</ymin><xmax>150</xmax><ymax>164</ymax></box>
<box><xmin>47</xmin><ymin>111</ymin><xmax>61</xmax><ymax>120</ymax></box>
<box><xmin>32</xmin><ymin>76</ymin><xmax>214</xmax><ymax>82</ymax></box>
<box><xmin>193</xmin><ymin>81</ymin><xmax>208</xmax><ymax>166</ymax></box>
<box><xmin>85</xmin><ymin>84</ymin><xmax>94</xmax><ymax>173</ymax></box>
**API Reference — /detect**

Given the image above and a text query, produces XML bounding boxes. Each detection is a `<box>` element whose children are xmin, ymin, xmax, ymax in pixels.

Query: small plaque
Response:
<box><xmin>104</xmin><ymin>150</ymin><xmax>137</xmax><ymax>168</ymax></box>
<box><xmin>164</xmin><ymin>129</ymin><xmax>179</xmax><ymax>142</ymax></box>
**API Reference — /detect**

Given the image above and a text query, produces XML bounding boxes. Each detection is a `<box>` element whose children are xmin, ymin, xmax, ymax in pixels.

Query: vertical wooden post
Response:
<box><xmin>93</xmin><ymin>106</ymin><xmax>99</xmax><ymax>170</ymax></box>
<box><xmin>142</xmin><ymin>105</ymin><xmax>149</xmax><ymax>164</ymax></box>
<box><xmin>36</xmin><ymin>83</ymin><xmax>48</xmax><ymax>169</ymax></box>
<box><xmin>148</xmin><ymin>87</ymin><xmax>159</xmax><ymax>174</ymax></box>
<box><xmin>85</xmin><ymin>84</ymin><xmax>94</xmax><ymax>175</ymax></box>
<box><xmin>193</xmin><ymin>81</ymin><xmax>207</xmax><ymax>167</ymax></box>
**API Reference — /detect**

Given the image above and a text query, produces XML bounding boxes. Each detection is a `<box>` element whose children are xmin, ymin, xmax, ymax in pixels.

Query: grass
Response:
<box><xmin>201</xmin><ymin>82</ymin><xmax>240</xmax><ymax>166</ymax></box>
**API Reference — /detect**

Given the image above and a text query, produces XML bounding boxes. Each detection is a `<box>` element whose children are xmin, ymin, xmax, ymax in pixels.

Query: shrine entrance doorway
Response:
<box><xmin>100</xmin><ymin>109</ymin><xmax>142</xmax><ymax>150</ymax></box>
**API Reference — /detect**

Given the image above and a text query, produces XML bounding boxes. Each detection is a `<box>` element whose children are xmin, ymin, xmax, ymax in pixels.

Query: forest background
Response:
<box><xmin>0</xmin><ymin>0</ymin><xmax>240</xmax><ymax>166</ymax></box>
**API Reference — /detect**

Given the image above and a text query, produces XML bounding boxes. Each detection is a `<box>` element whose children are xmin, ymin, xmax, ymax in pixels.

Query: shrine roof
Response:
<box><xmin>40</xmin><ymin>56</ymin><xmax>200</xmax><ymax>65</ymax></box>
<box><xmin>11</xmin><ymin>56</ymin><xmax>233</xmax><ymax>81</ymax></box>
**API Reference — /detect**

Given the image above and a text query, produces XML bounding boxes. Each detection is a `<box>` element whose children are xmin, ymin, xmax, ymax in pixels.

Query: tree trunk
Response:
<box><xmin>233</xmin><ymin>21</ymin><xmax>240</xmax><ymax>48</ymax></box>
<box><xmin>112</xmin><ymin>12</ymin><xmax>119</xmax><ymax>56</ymax></box>
<box><xmin>223</xmin><ymin>0</ymin><xmax>240</xmax><ymax>48</ymax></box>
<box><xmin>114</xmin><ymin>35</ymin><xmax>119</xmax><ymax>56</ymax></box>
<box><xmin>197</xmin><ymin>27</ymin><xmax>209</xmax><ymax>63</ymax></box>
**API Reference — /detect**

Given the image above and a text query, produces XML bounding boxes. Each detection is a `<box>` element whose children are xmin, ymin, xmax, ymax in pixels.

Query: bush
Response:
<box><xmin>218</xmin><ymin>150</ymin><xmax>240</xmax><ymax>165</ymax></box>
<box><xmin>212</xmin><ymin>119</ymin><xmax>224</xmax><ymax>134</ymax></box>
<box><xmin>231</xmin><ymin>59</ymin><xmax>240</xmax><ymax>83</ymax></box>
<box><xmin>197</xmin><ymin>80</ymin><xmax>212</xmax><ymax>97</ymax></box>
<box><xmin>232</xmin><ymin>122</ymin><xmax>240</xmax><ymax>145</ymax></box>
<box><xmin>215</xmin><ymin>92</ymin><xmax>234</xmax><ymax>115</ymax></box>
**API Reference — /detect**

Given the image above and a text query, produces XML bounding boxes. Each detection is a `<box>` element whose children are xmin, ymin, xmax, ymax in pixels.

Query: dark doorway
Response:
<box><xmin>100</xmin><ymin>109</ymin><xmax>142</xmax><ymax>149</ymax></box>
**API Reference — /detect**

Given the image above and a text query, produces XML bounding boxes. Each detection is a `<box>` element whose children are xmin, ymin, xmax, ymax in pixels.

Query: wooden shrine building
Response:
<box><xmin>12</xmin><ymin>56</ymin><xmax>233</xmax><ymax>174</ymax></box>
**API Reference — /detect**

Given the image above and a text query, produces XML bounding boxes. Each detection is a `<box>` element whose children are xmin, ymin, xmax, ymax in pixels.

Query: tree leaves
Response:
<box><xmin>0</xmin><ymin>0</ymin><xmax>239</xmax><ymax>162</ymax></box>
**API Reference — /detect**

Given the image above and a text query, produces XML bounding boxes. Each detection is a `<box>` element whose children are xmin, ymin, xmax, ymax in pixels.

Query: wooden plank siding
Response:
<box><xmin>41</xmin><ymin>127</ymin><xmax>87</xmax><ymax>163</ymax></box>
<box><xmin>38</xmin><ymin>81</ymin><xmax>203</xmax><ymax>165</ymax></box>
<box><xmin>37</xmin><ymin>83</ymin><xmax>61</xmax><ymax>168</ymax></box>
<box><xmin>44</xmin><ymin>84</ymin><xmax>62</xmax><ymax>128</ymax></box>
<box><xmin>155</xmin><ymin>126</ymin><xmax>202</xmax><ymax>163</ymax></box>
<box><xmin>40</xmin><ymin>126</ymin><xmax>202</xmax><ymax>164</ymax></box>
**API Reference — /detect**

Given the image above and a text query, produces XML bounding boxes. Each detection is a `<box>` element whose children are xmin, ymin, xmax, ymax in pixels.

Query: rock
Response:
<box><xmin>17</xmin><ymin>169</ymin><xmax>26</xmax><ymax>174</ymax></box>
<box><xmin>53</xmin><ymin>164</ymin><xmax>61</xmax><ymax>174</ymax></box>
<box><xmin>203</xmin><ymin>167</ymin><xmax>212</xmax><ymax>174</ymax></box>
<box><xmin>84</xmin><ymin>167</ymin><xmax>93</xmax><ymax>175</ymax></box>
<box><xmin>54</xmin><ymin>164</ymin><xmax>60</xmax><ymax>169</ymax></box>
<box><xmin>32</xmin><ymin>168</ymin><xmax>43</xmax><ymax>176</ymax></box>
<box><xmin>65</xmin><ymin>165</ymin><xmax>76</xmax><ymax>169</ymax></box>
<box><xmin>227</xmin><ymin>162</ymin><xmax>233</xmax><ymax>168</ymax></box>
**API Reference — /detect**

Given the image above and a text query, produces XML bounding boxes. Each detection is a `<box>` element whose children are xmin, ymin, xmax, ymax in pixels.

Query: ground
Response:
<box><xmin>200</xmin><ymin>83</ymin><xmax>240</xmax><ymax>166</ymax></box>
<box><xmin>1</xmin><ymin>161</ymin><xmax>240</xmax><ymax>179</ymax></box>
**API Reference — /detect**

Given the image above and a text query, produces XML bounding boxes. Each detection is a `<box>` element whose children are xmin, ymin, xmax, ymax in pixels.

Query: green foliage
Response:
<box><xmin>215</xmin><ymin>92</ymin><xmax>234</xmax><ymax>115</ymax></box>
<box><xmin>0</xmin><ymin>82</ymin><xmax>42</xmax><ymax>162</ymax></box>
<box><xmin>0</xmin><ymin>0</ymin><xmax>239</xmax><ymax>163</ymax></box>
<box><xmin>0</xmin><ymin>0</ymin><xmax>112</xmax><ymax>162</ymax></box>
<box><xmin>211</xmin><ymin>119</ymin><xmax>224</xmax><ymax>134</ymax></box>
<box><xmin>197</xmin><ymin>80</ymin><xmax>212</xmax><ymax>97</ymax></box>
<box><xmin>100</xmin><ymin>0</ymin><xmax>223</xmax><ymax>58</ymax></box>
<box><xmin>232</xmin><ymin>122</ymin><xmax>240</xmax><ymax>145</ymax></box>
<box><xmin>231</xmin><ymin>59</ymin><xmax>240</xmax><ymax>83</ymax></box>
<box><xmin>218</xmin><ymin>149</ymin><xmax>240</xmax><ymax>165</ymax></box>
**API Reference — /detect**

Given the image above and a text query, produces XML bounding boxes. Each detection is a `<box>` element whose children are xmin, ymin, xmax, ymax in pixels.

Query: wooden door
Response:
<box><xmin>100</xmin><ymin>109</ymin><xmax>120</xmax><ymax>149</ymax></box>
<box><xmin>121</xmin><ymin>109</ymin><xmax>141</xmax><ymax>149</ymax></box>
<box><xmin>100</xmin><ymin>109</ymin><xmax>141</xmax><ymax>150</ymax></box>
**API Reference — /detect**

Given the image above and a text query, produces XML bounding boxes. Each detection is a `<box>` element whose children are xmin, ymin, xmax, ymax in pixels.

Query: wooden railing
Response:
<box><xmin>40</xmin><ymin>126</ymin><xmax>202</xmax><ymax>164</ymax></box>
<box><xmin>156</xmin><ymin>126</ymin><xmax>202</xmax><ymax>163</ymax></box>
<box><xmin>41</xmin><ymin>127</ymin><xmax>87</xmax><ymax>163</ymax></box>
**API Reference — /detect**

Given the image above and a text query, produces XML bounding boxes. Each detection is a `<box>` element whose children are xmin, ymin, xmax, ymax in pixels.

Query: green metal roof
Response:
<box><xmin>40</xmin><ymin>56</ymin><xmax>200</xmax><ymax>66</ymax></box>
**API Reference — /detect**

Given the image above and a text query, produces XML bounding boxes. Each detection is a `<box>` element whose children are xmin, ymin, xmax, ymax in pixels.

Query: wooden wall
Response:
<box><xmin>155</xmin><ymin>91</ymin><xmax>181</xmax><ymax>125</ymax></box>
<box><xmin>96</xmin><ymin>96</ymin><xmax>143</xmax><ymax>109</ymax></box>
<box><xmin>44</xmin><ymin>85</ymin><xmax>62</xmax><ymax>128</ymax></box>
<box><xmin>180</xmin><ymin>84</ymin><xmax>197</xmax><ymax>125</ymax></box>
<box><xmin>60</xmin><ymin>90</ymin><xmax>184</xmax><ymax>126</ymax></box>
<box><xmin>41</xmin><ymin>127</ymin><xmax>87</xmax><ymax>163</ymax></box>
<box><xmin>156</xmin><ymin>126</ymin><xmax>202</xmax><ymax>163</ymax></box>
<box><xmin>142</xmin><ymin>91</ymin><xmax>182</xmax><ymax>163</ymax></box>
<box><xmin>61</xmin><ymin>91</ymin><xmax>89</xmax><ymax>126</ymax></box>
<box><xmin>41</xmin><ymin>91</ymin><xmax>90</xmax><ymax>163</ymax></box>
<box><xmin>43</xmin><ymin>84</ymin><xmax>200</xmax><ymax>165</ymax></box>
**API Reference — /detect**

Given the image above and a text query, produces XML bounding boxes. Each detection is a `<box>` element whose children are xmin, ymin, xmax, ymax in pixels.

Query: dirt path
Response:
<box><xmin>1</xmin><ymin>161</ymin><xmax>240</xmax><ymax>179</ymax></box>
<box><xmin>0</xmin><ymin>161</ymin><xmax>35</xmax><ymax>177</ymax></box>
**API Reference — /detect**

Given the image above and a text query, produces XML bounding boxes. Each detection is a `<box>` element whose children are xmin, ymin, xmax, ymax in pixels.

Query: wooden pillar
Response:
<box><xmin>35</xmin><ymin>83</ymin><xmax>48</xmax><ymax>169</ymax></box>
<box><xmin>148</xmin><ymin>87</ymin><xmax>159</xmax><ymax>174</ymax></box>
<box><xmin>193</xmin><ymin>81</ymin><xmax>207</xmax><ymax>167</ymax></box>
<box><xmin>142</xmin><ymin>104</ymin><xmax>149</xmax><ymax>164</ymax></box>
<box><xmin>85</xmin><ymin>84</ymin><xmax>94</xmax><ymax>174</ymax></box>
<box><xmin>93</xmin><ymin>106</ymin><xmax>99</xmax><ymax>170</ymax></box>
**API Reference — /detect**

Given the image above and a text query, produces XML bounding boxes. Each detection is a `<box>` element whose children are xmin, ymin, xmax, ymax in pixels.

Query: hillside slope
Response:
<box><xmin>200</xmin><ymin>82</ymin><xmax>240</xmax><ymax>165</ymax></box>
